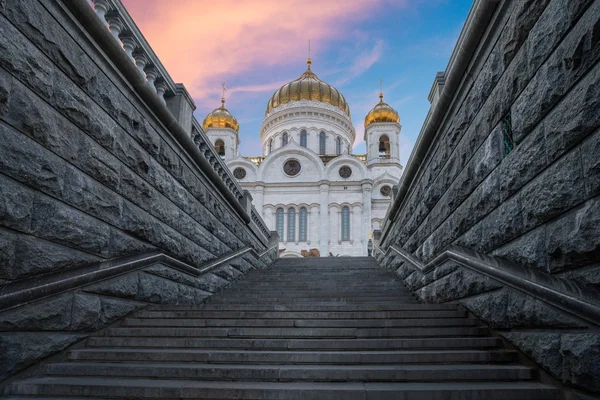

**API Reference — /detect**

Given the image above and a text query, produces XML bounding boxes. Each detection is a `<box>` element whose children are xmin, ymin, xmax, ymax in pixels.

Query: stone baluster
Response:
<box><xmin>145</xmin><ymin>68</ymin><xmax>158</xmax><ymax>93</ymax></box>
<box><xmin>319</xmin><ymin>184</ymin><xmax>330</xmax><ymax>256</ymax></box>
<box><xmin>154</xmin><ymin>81</ymin><xmax>167</xmax><ymax>105</ymax></box>
<box><xmin>93</xmin><ymin>0</ymin><xmax>110</xmax><ymax>25</ymax></box>
<box><xmin>133</xmin><ymin>52</ymin><xmax>148</xmax><ymax>78</ymax></box>
<box><xmin>106</xmin><ymin>16</ymin><xmax>125</xmax><ymax>43</ymax></box>
<box><xmin>120</xmin><ymin>36</ymin><xmax>136</xmax><ymax>62</ymax></box>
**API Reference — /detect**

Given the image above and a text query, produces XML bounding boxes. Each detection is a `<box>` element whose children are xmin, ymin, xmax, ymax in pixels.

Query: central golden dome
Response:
<box><xmin>265</xmin><ymin>59</ymin><xmax>351</xmax><ymax>118</ymax></box>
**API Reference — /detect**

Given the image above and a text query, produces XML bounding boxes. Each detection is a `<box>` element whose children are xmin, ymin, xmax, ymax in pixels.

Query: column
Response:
<box><xmin>319</xmin><ymin>183</ymin><xmax>329</xmax><ymax>256</ymax></box>
<box><xmin>330</xmin><ymin>206</ymin><xmax>339</xmax><ymax>245</ymax></box>
<box><xmin>362</xmin><ymin>183</ymin><xmax>372</xmax><ymax>256</ymax></box>
<box><xmin>283</xmin><ymin>208</ymin><xmax>288</xmax><ymax>244</ymax></box>
<box><xmin>254</xmin><ymin>185</ymin><xmax>264</xmax><ymax>218</ymax></box>
<box><xmin>310</xmin><ymin>205</ymin><xmax>319</xmax><ymax>246</ymax></box>
<box><xmin>352</xmin><ymin>204</ymin><xmax>362</xmax><ymax>251</ymax></box>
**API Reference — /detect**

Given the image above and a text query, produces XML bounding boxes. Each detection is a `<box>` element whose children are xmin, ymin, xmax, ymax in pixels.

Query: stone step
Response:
<box><xmin>120</xmin><ymin>317</ymin><xmax>479</xmax><ymax>328</ymax></box>
<box><xmin>43</xmin><ymin>362</ymin><xmax>535</xmax><ymax>382</ymax></box>
<box><xmin>68</xmin><ymin>348</ymin><xmax>518</xmax><ymax>364</ymax></box>
<box><xmin>9</xmin><ymin>378</ymin><xmax>559</xmax><ymax>399</ymax></box>
<box><xmin>146</xmin><ymin>303</ymin><xmax>460</xmax><ymax>312</ymax></box>
<box><xmin>203</xmin><ymin>300</ymin><xmax>420</xmax><ymax>306</ymax></box>
<box><xmin>220</xmin><ymin>291</ymin><xmax>411</xmax><ymax>296</ymax></box>
<box><xmin>135</xmin><ymin>310</ymin><xmax>468</xmax><ymax>319</ymax></box>
<box><xmin>106</xmin><ymin>326</ymin><xmax>486</xmax><ymax>338</ymax></box>
<box><xmin>87</xmin><ymin>336</ymin><xmax>502</xmax><ymax>350</ymax></box>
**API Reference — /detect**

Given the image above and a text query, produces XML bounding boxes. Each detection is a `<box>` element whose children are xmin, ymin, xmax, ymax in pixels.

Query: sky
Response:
<box><xmin>121</xmin><ymin>0</ymin><xmax>473</xmax><ymax>163</ymax></box>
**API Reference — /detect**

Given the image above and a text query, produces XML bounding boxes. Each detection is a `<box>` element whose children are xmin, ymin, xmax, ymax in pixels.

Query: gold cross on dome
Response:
<box><xmin>221</xmin><ymin>82</ymin><xmax>227</xmax><ymax>99</ymax></box>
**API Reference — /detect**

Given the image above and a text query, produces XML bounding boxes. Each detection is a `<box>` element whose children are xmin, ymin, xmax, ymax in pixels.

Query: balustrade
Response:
<box><xmin>86</xmin><ymin>0</ymin><xmax>266</xmax><ymax>241</ymax></box>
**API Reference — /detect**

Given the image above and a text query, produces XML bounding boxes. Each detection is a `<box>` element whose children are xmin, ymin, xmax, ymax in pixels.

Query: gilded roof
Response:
<box><xmin>364</xmin><ymin>93</ymin><xmax>400</xmax><ymax>128</ymax></box>
<box><xmin>202</xmin><ymin>99</ymin><xmax>239</xmax><ymax>133</ymax></box>
<box><xmin>265</xmin><ymin>59</ymin><xmax>351</xmax><ymax>118</ymax></box>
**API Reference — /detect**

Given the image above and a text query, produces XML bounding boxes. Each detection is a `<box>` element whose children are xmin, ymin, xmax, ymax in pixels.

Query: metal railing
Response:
<box><xmin>375</xmin><ymin>244</ymin><xmax>600</xmax><ymax>327</ymax></box>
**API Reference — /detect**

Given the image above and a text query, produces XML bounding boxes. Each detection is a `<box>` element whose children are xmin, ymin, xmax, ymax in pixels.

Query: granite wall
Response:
<box><xmin>377</xmin><ymin>0</ymin><xmax>600</xmax><ymax>394</ymax></box>
<box><xmin>0</xmin><ymin>0</ymin><xmax>276</xmax><ymax>385</ymax></box>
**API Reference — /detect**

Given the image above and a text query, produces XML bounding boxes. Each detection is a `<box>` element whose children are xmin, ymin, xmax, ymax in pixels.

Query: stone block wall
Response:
<box><xmin>0</xmin><ymin>252</ymin><xmax>271</xmax><ymax>385</ymax></box>
<box><xmin>378</xmin><ymin>0</ymin><xmax>600</xmax><ymax>393</ymax></box>
<box><xmin>0</xmin><ymin>0</ymin><xmax>268</xmax><ymax>280</ymax></box>
<box><xmin>0</xmin><ymin>0</ymin><xmax>276</xmax><ymax>385</ymax></box>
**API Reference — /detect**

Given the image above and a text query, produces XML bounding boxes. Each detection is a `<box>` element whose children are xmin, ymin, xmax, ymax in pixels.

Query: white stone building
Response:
<box><xmin>203</xmin><ymin>59</ymin><xmax>403</xmax><ymax>257</ymax></box>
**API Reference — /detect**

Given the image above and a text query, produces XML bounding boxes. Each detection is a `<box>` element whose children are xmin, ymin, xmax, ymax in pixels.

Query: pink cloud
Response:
<box><xmin>121</xmin><ymin>0</ymin><xmax>409</xmax><ymax>101</ymax></box>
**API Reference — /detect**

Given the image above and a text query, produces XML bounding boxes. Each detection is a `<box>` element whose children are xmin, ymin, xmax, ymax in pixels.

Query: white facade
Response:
<box><xmin>205</xmin><ymin>65</ymin><xmax>403</xmax><ymax>257</ymax></box>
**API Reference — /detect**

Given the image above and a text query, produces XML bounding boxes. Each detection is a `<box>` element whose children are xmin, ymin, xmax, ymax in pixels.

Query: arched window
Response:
<box><xmin>276</xmin><ymin>208</ymin><xmax>284</xmax><ymax>242</ymax></box>
<box><xmin>379</xmin><ymin>134</ymin><xmax>390</xmax><ymax>158</ymax></box>
<box><xmin>336</xmin><ymin>137</ymin><xmax>341</xmax><ymax>155</ymax></box>
<box><xmin>299</xmin><ymin>207</ymin><xmax>308</xmax><ymax>241</ymax></box>
<box><xmin>214</xmin><ymin>139</ymin><xmax>225</xmax><ymax>158</ymax></box>
<box><xmin>282</xmin><ymin>132</ymin><xmax>289</xmax><ymax>146</ymax></box>
<box><xmin>300</xmin><ymin>130</ymin><xmax>307</xmax><ymax>147</ymax></box>
<box><xmin>268</xmin><ymin>138</ymin><xmax>273</xmax><ymax>154</ymax></box>
<box><xmin>287</xmin><ymin>208</ymin><xmax>296</xmax><ymax>242</ymax></box>
<box><xmin>341</xmin><ymin>206</ymin><xmax>350</xmax><ymax>241</ymax></box>
<box><xmin>319</xmin><ymin>132</ymin><xmax>326</xmax><ymax>155</ymax></box>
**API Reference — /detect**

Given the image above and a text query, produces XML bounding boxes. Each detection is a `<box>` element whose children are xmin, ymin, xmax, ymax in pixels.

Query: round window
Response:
<box><xmin>233</xmin><ymin>167</ymin><xmax>246</xmax><ymax>179</ymax></box>
<box><xmin>339</xmin><ymin>166</ymin><xmax>352</xmax><ymax>178</ymax></box>
<box><xmin>283</xmin><ymin>159</ymin><xmax>301</xmax><ymax>176</ymax></box>
<box><xmin>380</xmin><ymin>185</ymin><xmax>392</xmax><ymax>197</ymax></box>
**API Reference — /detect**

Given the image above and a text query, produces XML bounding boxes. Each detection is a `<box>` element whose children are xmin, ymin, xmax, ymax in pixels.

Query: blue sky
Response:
<box><xmin>124</xmin><ymin>0</ymin><xmax>474</xmax><ymax>163</ymax></box>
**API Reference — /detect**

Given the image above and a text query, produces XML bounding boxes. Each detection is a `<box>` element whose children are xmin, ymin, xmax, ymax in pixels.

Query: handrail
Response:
<box><xmin>0</xmin><ymin>246</ymin><xmax>262</xmax><ymax>312</ymax></box>
<box><xmin>259</xmin><ymin>241</ymin><xmax>280</xmax><ymax>259</ymax></box>
<box><xmin>378</xmin><ymin>244</ymin><xmax>600</xmax><ymax>327</ymax></box>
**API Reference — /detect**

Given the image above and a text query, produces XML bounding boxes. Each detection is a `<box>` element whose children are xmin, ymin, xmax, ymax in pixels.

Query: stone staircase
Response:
<box><xmin>6</xmin><ymin>257</ymin><xmax>559</xmax><ymax>399</ymax></box>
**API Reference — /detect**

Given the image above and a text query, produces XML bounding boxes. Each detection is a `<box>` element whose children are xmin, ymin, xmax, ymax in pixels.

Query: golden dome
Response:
<box><xmin>265</xmin><ymin>59</ymin><xmax>351</xmax><ymax>118</ymax></box>
<box><xmin>364</xmin><ymin>93</ymin><xmax>400</xmax><ymax>128</ymax></box>
<box><xmin>202</xmin><ymin>98</ymin><xmax>239</xmax><ymax>133</ymax></box>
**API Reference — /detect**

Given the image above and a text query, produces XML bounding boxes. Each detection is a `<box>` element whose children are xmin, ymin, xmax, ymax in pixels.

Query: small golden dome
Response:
<box><xmin>202</xmin><ymin>98</ymin><xmax>239</xmax><ymax>133</ymax></box>
<box><xmin>364</xmin><ymin>93</ymin><xmax>400</xmax><ymax>128</ymax></box>
<box><xmin>265</xmin><ymin>59</ymin><xmax>351</xmax><ymax>118</ymax></box>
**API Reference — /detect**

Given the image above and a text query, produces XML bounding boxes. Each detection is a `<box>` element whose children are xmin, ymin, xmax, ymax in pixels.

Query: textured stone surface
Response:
<box><xmin>84</xmin><ymin>273</ymin><xmax>140</xmax><ymax>299</ymax></box>
<box><xmin>196</xmin><ymin>273</ymin><xmax>231</xmax><ymax>293</ymax></box>
<box><xmin>31</xmin><ymin>195</ymin><xmax>112</xmax><ymax>257</ymax></box>
<box><xmin>560</xmin><ymin>333</ymin><xmax>600</xmax><ymax>392</ymax></box>
<box><xmin>501</xmin><ymin>331</ymin><xmax>563</xmax><ymax>379</ymax></box>
<box><xmin>583</xmin><ymin>127</ymin><xmax>600</xmax><ymax>197</ymax></box>
<box><xmin>492</xmin><ymin>227</ymin><xmax>548</xmax><ymax>271</ymax></box>
<box><xmin>404</xmin><ymin>262</ymin><xmax>458</xmax><ymax>292</ymax></box>
<box><xmin>144</xmin><ymin>264</ymin><xmax>213</xmax><ymax>296</ymax></box>
<box><xmin>0</xmin><ymin>294</ymin><xmax>73</xmax><ymax>331</ymax></box>
<box><xmin>212</xmin><ymin>264</ymin><xmax>243</xmax><ymax>282</ymax></box>
<box><xmin>0</xmin><ymin>332</ymin><xmax>86</xmax><ymax>381</ymax></box>
<box><xmin>70</xmin><ymin>293</ymin><xmax>102</xmax><ymax>331</ymax></box>
<box><xmin>521</xmin><ymin>149</ymin><xmax>586</xmax><ymax>231</ymax></box>
<box><xmin>138</xmin><ymin>273</ymin><xmax>181</xmax><ymax>304</ymax></box>
<box><xmin>460</xmin><ymin>289</ymin><xmax>510</xmax><ymax>328</ymax></box>
<box><xmin>0</xmin><ymin>0</ymin><xmax>275</xmax><ymax>387</ymax></box>
<box><xmin>416</xmin><ymin>268</ymin><xmax>501</xmax><ymax>303</ymax></box>
<box><xmin>546</xmin><ymin>197</ymin><xmax>600</xmax><ymax>272</ymax></box>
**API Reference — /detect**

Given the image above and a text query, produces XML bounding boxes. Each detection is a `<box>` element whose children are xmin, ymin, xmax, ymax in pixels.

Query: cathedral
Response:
<box><xmin>202</xmin><ymin>59</ymin><xmax>403</xmax><ymax>257</ymax></box>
